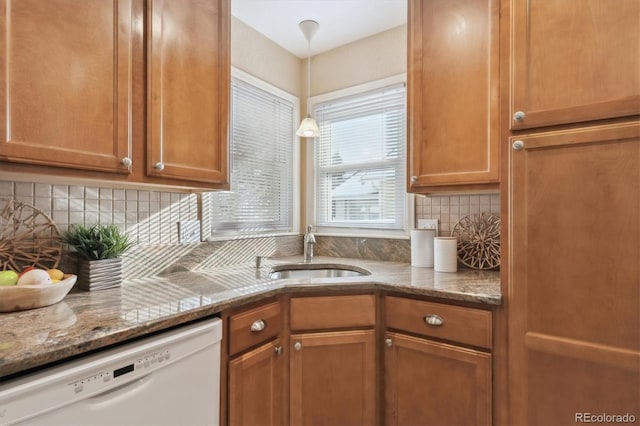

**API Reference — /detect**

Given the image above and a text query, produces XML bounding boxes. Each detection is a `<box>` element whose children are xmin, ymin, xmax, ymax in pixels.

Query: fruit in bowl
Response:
<box><xmin>0</xmin><ymin>270</ymin><xmax>19</xmax><ymax>286</ymax></box>
<box><xmin>0</xmin><ymin>267</ymin><xmax>77</xmax><ymax>312</ymax></box>
<box><xmin>17</xmin><ymin>269</ymin><xmax>52</xmax><ymax>286</ymax></box>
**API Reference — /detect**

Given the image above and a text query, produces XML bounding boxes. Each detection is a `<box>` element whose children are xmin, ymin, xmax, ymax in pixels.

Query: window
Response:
<box><xmin>312</xmin><ymin>78</ymin><xmax>406</xmax><ymax>233</ymax></box>
<box><xmin>204</xmin><ymin>69</ymin><xmax>299</xmax><ymax>237</ymax></box>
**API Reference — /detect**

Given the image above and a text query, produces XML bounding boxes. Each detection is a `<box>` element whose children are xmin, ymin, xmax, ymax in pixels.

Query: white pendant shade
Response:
<box><xmin>296</xmin><ymin>115</ymin><xmax>320</xmax><ymax>137</ymax></box>
<box><xmin>298</xmin><ymin>20</ymin><xmax>320</xmax><ymax>139</ymax></box>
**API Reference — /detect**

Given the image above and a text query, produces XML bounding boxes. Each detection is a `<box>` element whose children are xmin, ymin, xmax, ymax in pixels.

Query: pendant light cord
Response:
<box><xmin>306</xmin><ymin>38</ymin><xmax>311</xmax><ymax>116</ymax></box>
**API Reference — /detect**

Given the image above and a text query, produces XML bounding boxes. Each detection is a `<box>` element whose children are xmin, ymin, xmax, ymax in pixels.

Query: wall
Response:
<box><xmin>309</xmin><ymin>25</ymin><xmax>407</xmax><ymax>96</ymax></box>
<box><xmin>231</xmin><ymin>17</ymin><xmax>302</xmax><ymax>97</ymax></box>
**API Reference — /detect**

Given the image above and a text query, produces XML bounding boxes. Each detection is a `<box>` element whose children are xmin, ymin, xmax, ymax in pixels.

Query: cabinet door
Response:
<box><xmin>385</xmin><ymin>332</ymin><xmax>491</xmax><ymax>426</ymax></box>
<box><xmin>0</xmin><ymin>0</ymin><xmax>133</xmax><ymax>173</ymax></box>
<box><xmin>290</xmin><ymin>330</ymin><xmax>376</xmax><ymax>425</ymax></box>
<box><xmin>508</xmin><ymin>122</ymin><xmax>640</xmax><ymax>424</ymax></box>
<box><xmin>147</xmin><ymin>0</ymin><xmax>229</xmax><ymax>186</ymax></box>
<box><xmin>408</xmin><ymin>0</ymin><xmax>499</xmax><ymax>190</ymax></box>
<box><xmin>228</xmin><ymin>339</ymin><xmax>284</xmax><ymax>426</ymax></box>
<box><xmin>510</xmin><ymin>0</ymin><xmax>640</xmax><ymax>129</ymax></box>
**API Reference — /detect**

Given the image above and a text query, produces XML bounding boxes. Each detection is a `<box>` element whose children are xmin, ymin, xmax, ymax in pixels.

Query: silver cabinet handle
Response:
<box><xmin>424</xmin><ymin>314</ymin><xmax>444</xmax><ymax>326</ymax></box>
<box><xmin>410</xmin><ymin>175</ymin><xmax>418</xmax><ymax>183</ymax></box>
<box><xmin>154</xmin><ymin>162</ymin><xmax>165</xmax><ymax>171</ymax></box>
<box><xmin>513</xmin><ymin>111</ymin><xmax>525</xmax><ymax>121</ymax></box>
<box><xmin>274</xmin><ymin>346</ymin><xmax>283</xmax><ymax>355</ymax></box>
<box><xmin>512</xmin><ymin>140</ymin><xmax>525</xmax><ymax>150</ymax></box>
<box><xmin>294</xmin><ymin>342</ymin><xmax>302</xmax><ymax>351</ymax></box>
<box><xmin>385</xmin><ymin>338</ymin><xmax>393</xmax><ymax>348</ymax></box>
<box><xmin>121</xmin><ymin>157</ymin><xmax>132</xmax><ymax>167</ymax></box>
<box><xmin>250</xmin><ymin>319</ymin><xmax>266</xmax><ymax>332</ymax></box>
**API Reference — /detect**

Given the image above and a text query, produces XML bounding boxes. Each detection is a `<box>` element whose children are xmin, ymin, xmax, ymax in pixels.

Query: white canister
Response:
<box><xmin>434</xmin><ymin>237</ymin><xmax>458</xmax><ymax>272</ymax></box>
<box><xmin>410</xmin><ymin>229</ymin><xmax>436</xmax><ymax>267</ymax></box>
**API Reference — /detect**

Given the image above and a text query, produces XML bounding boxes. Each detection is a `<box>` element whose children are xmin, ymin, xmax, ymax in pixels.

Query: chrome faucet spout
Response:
<box><xmin>304</xmin><ymin>225</ymin><xmax>316</xmax><ymax>262</ymax></box>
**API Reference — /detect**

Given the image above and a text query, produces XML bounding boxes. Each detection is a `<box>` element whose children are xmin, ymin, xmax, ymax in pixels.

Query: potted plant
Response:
<box><xmin>62</xmin><ymin>224</ymin><xmax>132</xmax><ymax>291</ymax></box>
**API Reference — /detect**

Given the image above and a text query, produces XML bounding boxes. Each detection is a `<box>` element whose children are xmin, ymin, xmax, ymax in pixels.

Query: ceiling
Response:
<box><xmin>231</xmin><ymin>0</ymin><xmax>408</xmax><ymax>58</ymax></box>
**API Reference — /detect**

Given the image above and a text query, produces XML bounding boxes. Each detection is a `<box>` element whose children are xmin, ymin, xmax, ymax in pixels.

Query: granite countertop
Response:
<box><xmin>0</xmin><ymin>256</ymin><xmax>501</xmax><ymax>380</ymax></box>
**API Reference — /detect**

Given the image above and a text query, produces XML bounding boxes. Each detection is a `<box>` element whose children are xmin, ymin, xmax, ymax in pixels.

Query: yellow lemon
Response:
<box><xmin>47</xmin><ymin>269</ymin><xmax>64</xmax><ymax>281</ymax></box>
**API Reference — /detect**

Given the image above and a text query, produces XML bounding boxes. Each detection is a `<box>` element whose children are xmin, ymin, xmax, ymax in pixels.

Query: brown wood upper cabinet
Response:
<box><xmin>407</xmin><ymin>0</ymin><xmax>500</xmax><ymax>191</ymax></box>
<box><xmin>508</xmin><ymin>121</ymin><xmax>640</xmax><ymax>424</ymax></box>
<box><xmin>0</xmin><ymin>0</ymin><xmax>133</xmax><ymax>174</ymax></box>
<box><xmin>147</xmin><ymin>0</ymin><xmax>229</xmax><ymax>185</ymax></box>
<box><xmin>510</xmin><ymin>0</ymin><xmax>640</xmax><ymax>130</ymax></box>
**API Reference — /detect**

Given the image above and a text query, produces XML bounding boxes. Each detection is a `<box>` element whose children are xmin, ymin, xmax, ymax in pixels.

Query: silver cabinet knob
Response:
<box><xmin>410</xmin><ymin>176</ymin><xmax>418</xmax><ymax>183</ymax></box>
<box><xmin>250</xmin><ymin>319</ymin><xmax>266</xmax><ymax>332</ymax></box>
<box><xmin>120</xmin><ymin>157</ymin><xmax>132</xmax><ymax>167</ymax></box>
<box><xmin>294</xmin><ymin>342</ymin><xmax>302</xmax><ymax>351</ymax></box>
<box><xmin>385</xmin><ymin>338</ymin><xmax>393</xmax><ymax>348</ymax></box>
<box><xmin>154</xmin><ymin>162</ymin><xmax>165</xmax><ymax>171</ymax></box>
<box><xmin>513</xmin><ymin>111</ymin><xmax>525</xmax><ymax>121</ymax></box>
<box><xmin>424</xmin><ymin>314</ymin><xmax>444</xmax><ymax>326</ymax></box>
<box><xmin>274</xmin><ymin>346</ymin><xmax>283</xmax><ymax>355</ymax></box>
<box><xmin>512</xmin><ymin>140</ymin><xmax>525</xmax><ymax>151</ymax></box>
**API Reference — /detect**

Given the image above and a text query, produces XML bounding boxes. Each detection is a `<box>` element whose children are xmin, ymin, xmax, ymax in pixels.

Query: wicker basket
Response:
<box><xmin>0</xmin><ymin>199</ymin><xmax>62</xmax><ymax>271</ymax></box>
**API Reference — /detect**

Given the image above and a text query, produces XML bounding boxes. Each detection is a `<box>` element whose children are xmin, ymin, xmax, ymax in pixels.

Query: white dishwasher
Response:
<box><xmin>0</xmin><ymin>317</ymin><xmax>222</xmax><ymax>426</ymax></box>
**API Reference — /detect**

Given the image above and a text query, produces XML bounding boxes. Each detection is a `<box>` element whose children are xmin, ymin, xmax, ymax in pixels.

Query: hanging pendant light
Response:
<box><xmin>296</xmin><ymin>20</ymin><xmax>320</xmax><ymax>138</ymax></box>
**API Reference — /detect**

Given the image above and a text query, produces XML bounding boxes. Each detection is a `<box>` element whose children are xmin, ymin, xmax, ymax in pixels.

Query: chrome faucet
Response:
<box><xmin>303</xmin><ymin>225</ymin><xmax>316</xmax><ymax>262</ymax></box>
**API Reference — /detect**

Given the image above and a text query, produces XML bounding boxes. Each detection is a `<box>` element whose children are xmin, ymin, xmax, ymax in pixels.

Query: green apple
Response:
<box><xmin>0</xmin><ymin>270</ymin><xmax>19</xmax><ymax>286</ymax></box>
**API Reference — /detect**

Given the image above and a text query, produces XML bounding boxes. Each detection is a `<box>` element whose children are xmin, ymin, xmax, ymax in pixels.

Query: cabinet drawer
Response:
<box><xmin>290</xmin><ymin>295</ymin><xmax>376</xmax><ymax>331</ymax></box>
<box><xmin>229</xmin><ymin>301</ymin><xmax>282</xmax><ymax>355</ymax></box>
<box><xmin>385</xmin><ymin>296</ymin><xmax>492</xmax><ymax>349</ymax></box>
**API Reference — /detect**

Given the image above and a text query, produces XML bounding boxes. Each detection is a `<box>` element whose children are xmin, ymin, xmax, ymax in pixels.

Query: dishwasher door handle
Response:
<box><xmin>86</xmin><ymin>374</ymin><xmax>153</xmax><ymax>406</ymax></box>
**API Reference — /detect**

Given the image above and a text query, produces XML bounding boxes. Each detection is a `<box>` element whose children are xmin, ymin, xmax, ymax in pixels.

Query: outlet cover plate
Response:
<box><xmin>417</xmin><ymin>219</ymin><xmax>438</xmax><ymax>233</ymax></box>
<box><xmin>178</xmin><ymin>220</ymin><xmax>201</xmax><ymax>243</ymax></box>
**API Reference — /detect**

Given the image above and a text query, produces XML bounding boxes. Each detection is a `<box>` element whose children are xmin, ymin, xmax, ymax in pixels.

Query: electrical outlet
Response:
<box><xmin>178</xmin><ymin>220</ymin><xmax>201</xmax><ymax>243</ymax></box>
<box><xmin>417</xmin><ymin>219</ymin><xmax>438</xmax><ymax>231</ymax></box>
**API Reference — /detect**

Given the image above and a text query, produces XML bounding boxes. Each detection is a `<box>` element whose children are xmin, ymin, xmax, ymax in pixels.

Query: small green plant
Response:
<box><xmin>62</xmin><ymin>224</ymin><xmax>133</xmax><ymax>261</ymax></box>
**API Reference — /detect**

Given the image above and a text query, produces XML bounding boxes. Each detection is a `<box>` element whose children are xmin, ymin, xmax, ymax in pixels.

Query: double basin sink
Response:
<box><xmin>269</xmin><ymin>263</ymin><xmax>371</xmax><ymax>280</ymax></box>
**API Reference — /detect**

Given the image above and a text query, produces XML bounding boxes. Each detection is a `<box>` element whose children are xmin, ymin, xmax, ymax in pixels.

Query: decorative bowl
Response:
<box><xmin>0</xmin><ymin>274</ymin><xmax>77</xmax><ymax>313</ymax></box>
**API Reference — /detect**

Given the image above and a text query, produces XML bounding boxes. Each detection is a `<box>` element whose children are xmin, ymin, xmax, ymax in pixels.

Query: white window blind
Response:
<box><xmin>206</xmin><ymin>75</ymin><xmax>295</xmax><ymax>235</ymax></box>
<box><xmin>314</xmin><ymin>83</ymin><xmax>406</xmax><ymax>230</ymax></box>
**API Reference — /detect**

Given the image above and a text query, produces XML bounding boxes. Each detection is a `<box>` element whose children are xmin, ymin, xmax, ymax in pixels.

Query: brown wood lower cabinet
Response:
<box><xmin>290</xmin><ymin>330</ymin><xmax>376</xmax><ymax>426</ymax></box>
<box><xmin>228</xmin><ymin>339</ymin><xmax>285</xmax><ymax>426</ymax></box>
<box><xmin>225</xmin><ymin>294</ymin><xmax>496</xmax><ymax>425</ymax></box>
<box><xmin>384</xmin><ymin>332</ymin><xmax>492</xmax><ymax>426</ymax></box>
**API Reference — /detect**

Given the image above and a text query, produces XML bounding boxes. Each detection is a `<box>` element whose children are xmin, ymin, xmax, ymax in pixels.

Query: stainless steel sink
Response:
<box><xmin>269</xmin><ymin>263</ymin><xmax>371</xmax><ymax>280</ymax></box>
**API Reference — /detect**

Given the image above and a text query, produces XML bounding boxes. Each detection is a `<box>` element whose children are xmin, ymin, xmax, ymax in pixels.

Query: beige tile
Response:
<box><xmin>85</xmin><ymin>199</ymin><xmax>99</xmax><ymax>211</ymax></box>
<box><xmin>100</xmin><ymin>188</ymin><xmax>113</xmax><ymax>200</ymax></box>
<box><xmin>34</xmin><ymin>197</ymin><xmax>52</xmax><ymax>211</ymax></box>
<box><xmin>0</xmin><ymin>181</ymin><xmax>14</xmax><ymax>197</ymax></box>
<box><xmin>35</xmin><ymin>183</ymin><xmax>51</xmax><ymax>198</ymax></box>
<box><xmin>69</xmin><ymin>186</ymin><xmax>84</xmax><ymax>199</ymax></box>
<box><xmin>15</xmin><ymin>182</ymin><xmax>33</xmax><ymax>198</ymax></box>
<box><xmin>85</xmin><ymin>187</ymin><xmax>99</xmax><ymax>200</ymax></box>
<box><xmin>53</xmin><ymin>197</ymin><xmax>68</xmax><ymax>211</ymax></box>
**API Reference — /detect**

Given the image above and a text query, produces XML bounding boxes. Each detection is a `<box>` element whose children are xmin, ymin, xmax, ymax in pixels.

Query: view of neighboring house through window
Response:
<box><xmin>203</xmin><ymin>69</ymin><xmax>298</xmax><ymax>237</ymax></box>
<box><xmin>313</xmin><ymin>81</ymin><xmax>406</xmax><ymax>231</ymax></box>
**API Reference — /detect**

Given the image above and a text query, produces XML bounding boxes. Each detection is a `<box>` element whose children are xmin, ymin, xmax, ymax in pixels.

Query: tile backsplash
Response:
<box><xmin>1</xmin><ymin>179</ymin><xmax>501</xmax><ymax>277</ymax></box>
<box><xmin>0</xmin><ymin>179</ymin><xmax>301</xmax><ymax>279</ymax></box>
<box><xmin>415</xmin><ymin>194</ymin><xmax>500</xmax><ymax>236</ymax></box>
<box><xmin>0</xmin><ymin>180</ymin><xmax>197</xmax><ymax>245</ymax></box>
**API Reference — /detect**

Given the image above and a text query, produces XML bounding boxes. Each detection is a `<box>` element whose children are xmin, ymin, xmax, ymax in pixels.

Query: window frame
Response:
<box><xmin>305</xmin><ymin>74</ymin><xmax>412</xmax><ymax>239</ymax></box>
<box><xmin>204</xmin><ymin>67</ymin><xmax>300</xmax><ymax>241</ymax></box>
